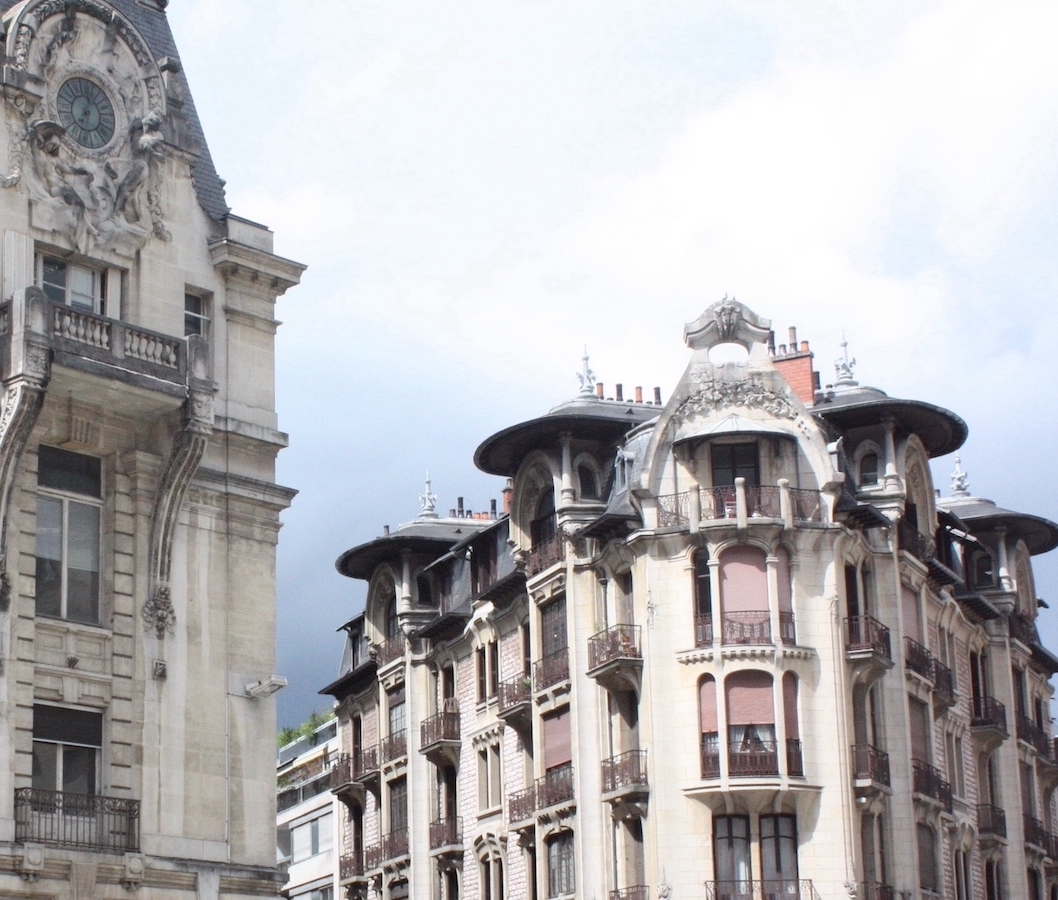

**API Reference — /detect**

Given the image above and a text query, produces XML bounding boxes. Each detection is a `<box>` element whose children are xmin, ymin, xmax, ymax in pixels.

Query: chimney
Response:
<box><xmin>502</xmin><ymin>478</ymin><xmax>513</xmax><ymax>513</ymax></box>
<box><xmin>596</xmin><ymin>383</ymin><xmax>604</xmax><ymax>399</ymax></box>
<box><xmin>383</xmin><ymin>525</ymin><xmax>390</xmax><ymax>535</ymax></box>
<box><xmin>449</xmin><ymin>508</ymin><xmax>456</xmax><ymax>518</ymax></box>
<box><xmin>653</xmin><ymin>387</ymin><xmax>662</xmax><ymax>405</ymax></box>
<box><xmin>772</xmin><ymin>325</ymin><xmax>818</xmax><ymax>406</ymax></box>
<box><xmin>490</xmin><ymin>499</ymin><xmax>497</xmax><ymax>519</ymax></box>
<box><xmin>615</xmin><ymin>384</ymin><xmax>624</xmax><ymax>401</ymax></box>
<box><xmin>457</xmin><ymin>497</ymin><xmax>464</xmax><ymax>517</ymax></box>
<box><xmin>634</xmin><ymin>386</ymin><xmax>643</xmax><ymax>403</ymax></box>
<box><xmin>788</xmin><ymin>326</ymin><xmax>797</xmax><ymax>346</ymax></box>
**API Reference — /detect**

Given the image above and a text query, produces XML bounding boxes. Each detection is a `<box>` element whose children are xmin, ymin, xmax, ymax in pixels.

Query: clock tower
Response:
<box><xmin>0</xmin><ymin>2</ymin><xmax>303</xmax><ymax>898</ymax></box>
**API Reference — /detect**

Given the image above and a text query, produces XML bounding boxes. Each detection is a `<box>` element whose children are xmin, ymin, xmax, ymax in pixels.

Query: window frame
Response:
<box><xmin>36</xmin><ymin>253</ymin><xmax>108</xmax><ymax>315</ymax></box>
<box><xmin>183</xmin><ymin>291</ymin><xmax>210</xmax><ymax>338</ymax></box>
<box><xmin>546</xmin><ymin>830</ymin><xmax>575</xmax><ymax>897</ymax></box>
<box><xmin>31</xmin><ymin>704</ymin><xmax>103</xmax><ymax>798</ymax></box>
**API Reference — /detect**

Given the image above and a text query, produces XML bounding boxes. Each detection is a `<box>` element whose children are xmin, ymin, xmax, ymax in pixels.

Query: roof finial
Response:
<box><xmin>950</xmin><ymin>456</ymin><xmax>970</xmax><ymax>498</ymax></box>
<box><xmin>834</xmin><ymin>332</ymin><xmax>857</xmax><ymax>384</ymax></box>
<box><xmin>577</xmin><ymin>346</ymin><xmax>596</xmax><ymax>396</ymax></box>
<box><xmin>419</xmin><ymin>471</ymin><xmax>438</xmax><ymax>517</ymax></box>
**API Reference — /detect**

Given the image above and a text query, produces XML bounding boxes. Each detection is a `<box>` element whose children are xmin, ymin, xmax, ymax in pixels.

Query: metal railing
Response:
<box><xmin>721</xmin><ymin>610</ymin><xmax>772</xmax><ymax>645</ymax></box>
<box><xmin>340</xmin><ymin>853</ymin><xmax>364</xmax><ymax>880</ymax></box>
<box><xmin>1008</xmin><ymin>612</ymin><xmax>1038</xmax><ymax>646</ymax></box>
<box><xmin>786</xmin><ymin>739</ymin><xmax>803</xmax><ymax>776</ymax></box>
<box><xmin>745</xmin><ymin>485</ymin><xmax>782</xmax><ymax>518</ymax></box>
<box><xmin>695</xmin><ymin>614</ymin><xmax>714</xmax><ymax>647</ymax></box>
<box><xmin>373</xmin><ymin>635</ymin><xmax>405</xmax><ymax>668</ymax></box>
<box><xmin>379</xmin><ymin>730</ymin><xmax>407</xmax><ymax>764</ymax></box>
<box><xmin>778</xmin><ymin>611</ymin><xmax>796</xmax><ymax>645</ymax></box>
<box><xmin>498</xmin><ymin>678</ymin><xmax>531</xmax><ymax>714</ymax></box>
<box><xmin>851</xmin><ymin>744</ymin><xmax>890</xmax><ymax>786</ymax></box>
<box><xmin>789</xmin><ymin>488</ymin><xmax>823</xmax><ymax>522</ymax></box>
<box><xmin>588</xmin><ymin>624</ymin><xmax>642</xmax><ymax>670</ymax></box>
<box><xmin>657</xmin><ymin>490</ymin><xmax>691</xmax><ymax>527</ymax></box>
<box><xmin>14</xmin><ymin>788</ymin><xmax>139</xmax><ymax>852</ymax></box>
<box><xmin>971</xmin><ymin>696</ymin><xmax>1007</xmax><ymax>733</ymax></box>
<box><xmin>610</xmin><ymin>888</ymin><xmax>650</xmax><ymax>900</ymax></box>
<box><xmin>1024</xmin><ymin>814</ymin><xmax>1052</xmax><ymax>854</ymax></box>
<box><xmin>705</xmin><ymin>880</ymin><xmax>815</xmax><ymax>900</ymax></box>
<box><xmin>911</xmin><ymin>759</ymin><xmax>952</xmax><ymax>811</ymax></box>
<box><xmin>527</xmin><ymin>533</ymin><xmax>565</xmax><ymax>577</ymax></box>
<box><xmin>429</xmin><ymin>816</ymin><xmax>462</xmax><ymax>850</ymax></box>
<box><xmin>508</xmin><ymin>784</ymin><xmax>537</xmax><ymax>824</ymax></box>
<box><xmin>601</xmin><ymin>750</ymin><xmax>648</xmax><ymax>793</ymax></box>
<box><xmin>538</xmin><ymin>763</ymin><xmax>575</xmax><ymax>809</ymax></box>
<box><xmin>729</xmin><ymin>740</ymin><xmax>779</xmax><ymax>777</ymax></box>
<box><xmin>932</xmin><ymin>659</ymin><xmax>955</xmax><ymax>706</ymax></box>
<box><xmin>701</xmin><ymin>732</ymin><xmax>721</xmax><ymax>778</ymax></box>
<box><xmin>845</xmin><ymin>616</ymin><xmax>891</xmax><ymax>660</ymax></box>
<box><xmin>701</xmin><ymin>486</ymin><xmax>737</xmax><ymax>520</ymax></box>
<box><xmin>861</xmin><ymin>884</ymin><xmax>895</xmax><ymax>900</ymax></box>
<box><xmin>977</xmin><ymin>804</ymin><xmax>1006</xmax><ymax>838</ymax></box>
<box><xmin>896</xmin><ymin>517</ymin><xmax>933</xmax><ymax>563</ymax></box>
<box><xmin>420</xmin><ymin>711</ymin><xmax>460</xmax><ymax>748</ymax></box>
<box><xmin>533</xmin><ymin>648</ymin><xmax>570</xmax><ymax>691</ymax></box>
<box><xmin>1017</xmin><ymin>715</ymin><xmax>1055</xmax><ymax>759</ymax></box>
<box><xmin>904</xmin><ymin>637</ymin><xmax>933</xmax><ymax>679</ymax></box>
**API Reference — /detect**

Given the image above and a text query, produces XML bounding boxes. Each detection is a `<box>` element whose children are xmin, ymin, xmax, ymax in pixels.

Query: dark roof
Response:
<box><xmin>319</xmin><ymin>659</ymin><xmax>378</xmax><ymax>701</ymax></box>
<box><xmin>475</xmin><ymin>398</ymin><xmax>659</xmax><ymax>477</ymax></box>
<box><xmin>939</xmin><ymin>496</ymin><xmax>1058</xmax><ymax>556</ymax></box>
<box><xmin>335</xmin><ymin>520</ymin><xmax>484</xmax><ymax>580</ymax></box>
<box><xmin>0</xmin><ymin>0</ymin><xmax>229</xmax><ymax>221</ymax></box>
<box><xmin>812</xmin><ymin>386</ymin><xmax>967</xmax><ymax>458</ymax></box>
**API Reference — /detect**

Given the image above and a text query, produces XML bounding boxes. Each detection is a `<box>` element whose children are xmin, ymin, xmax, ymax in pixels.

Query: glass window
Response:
<box><xmin>36</xmin><ymin>447</ymin><xmax>102</xmax><ymax>624</ymax></box>
<box><xmin>917</xmin><ymin>824</ymin><xmax>937</xmax><ymax>892</ymax></box>
<box><xmin>38</xmin><ymin>255</ymin><xmax>106</xmax><ymax>314</ymax></box>
<box><xmin>530</xmin><ymin>490</ymin><xmax>556</xmax><ymax>547</ymax></box>
<box><xmin>547</xmin><ymin>831</ymin><xmax>575</xmax><ymax>897</ymax></box>
<box><xmin>291</xmin><ymin>812</ymin><xmax>332</xmax><ymax>863</ymax></box>
<box><xmin>389</xmin><ymin>776</ymin><xmax>408</xmax><ymax>834</ymax></box>
<box><xmin>32</xmin><ymin>705</ymin><xmax>102</xmax><ymax>796</ymax></box>
<box><xmin>760</xmin><ymin>815</ymin><xmax>798</xmax><ymax>882</ymax></box>
<box><xmin>184</xmin><ymin>292</ymin><xmax>209</xmax><ymax>337</ymax></box>
<box><xmin>711</xmin><ymin>443</ymin><xmax>759</xmax><ymax>487</ymax></box>
<box><xmin>541</xmin><ymin>597</ymin><xmax>567</xmax><ymax>657</ymax></box>
<box><xmin>713</xmin><ymin>815</ymin><xmax>750</xmax><ymax>885</ymax></box>
<box><xmin>859</xmin><ymin>452</ymin><xmax>879</xmax><ymax>486</ymax></box>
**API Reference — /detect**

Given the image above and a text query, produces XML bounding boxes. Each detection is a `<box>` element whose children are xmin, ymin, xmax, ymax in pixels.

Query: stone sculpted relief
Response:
<box><xmin>672</xmin><ymin>369</ymin><xmax>798</xmax><ymax>425</ymax></box>
<box><xmin>2</xmin><ymin>4</ymin><xmax>170</xmax><ymax>255</ymax></box>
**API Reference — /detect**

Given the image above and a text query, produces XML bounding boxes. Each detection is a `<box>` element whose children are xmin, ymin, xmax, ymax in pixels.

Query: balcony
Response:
<box><xmin>587</xmin><ymin>624</ymin><xmax>643</xmax><ymax>694</ymax></box>
<box><xmin>533</xmin><ymin>648</ymin><xmax>570</xmax><ymax>692</ymax></box>
<box><xmin>970</xmin><ymin>696</ymin><xmax>1008</xmax><ymax>750</ymax></box>
<box><xmin>379</xmin><ymin>730</ymin><xmax>407</xmax><ymax>766</ymax></box>
<box><xmin>977</xmin><ymin>804</ymin><xmax>1006</xmax><ymax>840</ymax></box>
<box><xmin>1009</xmin><ymin>611</ymin><xmax>1038</xmax><ymax>647</ymax></box>
<box><xmin>932</xmin><ymin>659</ymin><xmax>956</xmax><ymax>711</ymax></box>
<box><xmin>610</xmin><ymin>888</ymin><xmax>649</xmax><ymax>900</ymax></box>
<box><xmin>372</xmin><ymin>636</ymin><xmax>405</xmax><ymax>669</ymax></box>
<box><xmin>601</xmin><ymin>750</ymin><xmax>649</xmax><ymax>804</ymax></box>
<box><xmin>851</xmin><ymin>744</ymin><xmax>891</xmax><ymax>796</ymax></box>
<box><xmin>844</xmin><ymin>616</ymin><xmax>893</xmax><ymax>681</ymax></box>
<box><xmin>538</xmin><ymin>763</ymin><xmax>575</xmax><ymax>810</ymax></box>
<box><xmin>1016</xmin><ymin>715</ymin><xmax>1055</xmax><ymax>759</ymax></box>
<box><xmin>897</xmin><ymin>517</ymin><xmax>933</xmax><ymax>564</ymax></box>
<box><xmin>365</xmin><ymin>828</ymin><xmax>409</xmax><ymax>869</ymax></box>
<box><xmin>701</xmin><ymin>732</ymin><xmax>721</xmax><ymax>779</ymax></box>
<box><xmin>659</xmin><ymin>484</ymin><xmax>823</xmax><ymax>529</ymax></box>
<box><xmin>340</xmin><ymin>853</ymin><xmax>366</xmax><ymax>882</ymax></box>
<box><xmin>14</xmin><ymin>788</ymin><xmax>140</xmax><ymax>852</ymax></box>
<box><xmin>695</xmin><ymin>614</ymin><xmax>714</xmax><ymax>647</ymax></box>
<box><xmin>729</xmin><ymin>741</ymin><xmax>779</xmax><ymax>777</ymax></box>
<box><xmin>911</xmin><ymin>759</ymin><xmax>952</xmax><ymax>812</ymax></box>
<box><xmin>904</xmin><ymin>637</ymin><xmax>933</xmax><ymax>681</ymax></box>
<box><xmin>786</xmin><ymin>739</ymin><xmax>804</xmax><ymax>777</ymax></box>
<box><xmin>861</xmin><ymin>884</ymin><xmax>895</xmax><ymax>900</ymax></box>
<box><xmin>705</xmin><ymin>880</ymin><xmax>815</xmax><ymax>900</ymax></box>
<box><xmin>429</xmin><ymin>816</ymin><xmax>462</xmax><ymax>855</ymax></box>
<box><xmin>526</xmin><ymin>533</ymin><xmax>565</xmax><ymax>578</ymax></box>
<box><xmin>508</xmin><ymin>784</ymin><xmax>537</xmax><ymax>828</ymax></box>
<box><xmin>497</xmin><ymin>678</ymin><xmax>532</xmax><ymax>731</ymax></box>
<box><xmin>1024</xmin><ymin>814</ymin><xmax>1054</xmax><ymax>857</ymax></box>
<box><xmin>331</xmin><ymin>752</ymin><xmax>370</xmax><ymax>808</ymax></box>
<box><xmin>721</xmin><ymin>611</ymin><xmax>772</xmax><ymax>646</ymax></box>
<box><xmin>420</xmin><ymin>712</ymin><xmax>460</xmax><ymax>766</ymax></box>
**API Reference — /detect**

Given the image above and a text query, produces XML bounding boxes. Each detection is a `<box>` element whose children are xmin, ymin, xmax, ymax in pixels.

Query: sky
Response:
<box><xmin>166</xmin><ymin>0</ymin><xmax>1058</xmax><ymax>729</ymax></box>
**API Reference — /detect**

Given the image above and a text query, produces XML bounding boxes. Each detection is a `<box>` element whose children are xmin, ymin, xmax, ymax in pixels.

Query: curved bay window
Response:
<box><xmin>726</xmin><ymin>671</ymin><xmax>777</xmax><ymax>776</ymax></box>
<box><xmin>719</xmin><ymin>547</ymin><xmax>769</xmax><ymax>645</ymax></box>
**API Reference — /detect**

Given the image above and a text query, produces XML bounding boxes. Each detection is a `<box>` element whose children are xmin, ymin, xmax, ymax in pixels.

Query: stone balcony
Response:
<box><xmin>656</xmin><ymin>480</ymin><xmax>823</xmax><ymax>531</ymax></box>
<box><xmin>497</xmin><ymin>678</ymin><xmax>532</xmax><ymax>731</ymax></box>
<box><xmin>587</xmin><ymin>624</ymin><xmax>642</xmax><ymax>694</ymax></box>
<box><xmin>420</xmin><ymin>711</ymin><xmax>460</xmax><ymax>766</ymax></box>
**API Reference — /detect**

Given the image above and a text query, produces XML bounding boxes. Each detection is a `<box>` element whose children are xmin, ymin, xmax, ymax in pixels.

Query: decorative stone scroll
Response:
<box><xmin>671</xmin><ymin>370</ymin><xmax>797</xmax><ymax>426</ymax></box>
<box><xmin>683</xmin><ymin>296</ymin><xmax>772</xmax><ymax>352</ymax></box>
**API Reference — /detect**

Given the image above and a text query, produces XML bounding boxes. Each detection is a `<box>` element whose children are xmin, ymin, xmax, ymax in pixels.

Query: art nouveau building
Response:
<box><xmin>324</xmin><ymin>299</ymin><xmax>1058</xmax><ymax>900</ymax></box>
<box><xmin>0</xmin><ymin>1</ymin><xmax>302</xmax><ymax>898</ymax></box>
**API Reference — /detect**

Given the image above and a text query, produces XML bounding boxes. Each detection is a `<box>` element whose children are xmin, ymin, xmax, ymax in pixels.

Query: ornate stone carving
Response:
<box><xmin>142</xmin><ymin>583</ymin><xmax>176</xmax><ymax>639</ymax></box>
<box><xmin>683</xmin><ymin>296</ymin><xmax>772</xmax><ymax>351</ymax></box>
<box><xmin>671</xmin><ymin>370</ymin><xmax>797</xmax><ymax>425</ymax></box>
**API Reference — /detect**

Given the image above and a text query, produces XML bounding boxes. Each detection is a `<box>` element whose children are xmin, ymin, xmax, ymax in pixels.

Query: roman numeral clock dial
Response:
<box><xmin>56</xmin><ymin>77</ymin><xmax>116</xmax><ymax>149</ymax></box>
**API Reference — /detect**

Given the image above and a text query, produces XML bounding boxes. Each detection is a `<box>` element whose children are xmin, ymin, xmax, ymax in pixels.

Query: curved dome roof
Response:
<box><xmin>813</xmin><ymin>385</ymin><xmax>967</xmax><ymax>458</ymax></box>
<box><xmin>939</xmin><ymin>494</ymin><xmax>1058</xmax><ymax>556</ymax></box>
<box><xmin>335</xmin><ymin>519</ymin><xmax>486</xmax><ymax>580</ymax></box>
<box><xmin>474</xmin><ymin>397</ymin><xmax>659</xmax><ymax>477</ymax></box>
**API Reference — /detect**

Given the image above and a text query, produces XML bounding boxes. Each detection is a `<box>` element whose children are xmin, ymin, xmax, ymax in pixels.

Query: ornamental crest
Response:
<box><xmin>672</xmin><ymin>370</ymin><xmax>797</xmax><ymax>425</ymax></box>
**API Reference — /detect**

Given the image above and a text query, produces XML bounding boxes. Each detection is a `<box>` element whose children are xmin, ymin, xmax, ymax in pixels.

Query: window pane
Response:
<box><xmin>68</xmin><ymin>265</ymin><xmax>96</xmax><ymax>311</ymax></box>
<box><xmin>41</xmin><ymin>257</ymin><xmax>67</xmax><ymax>305</ymax></box>
<box><xmin>62</xmin><ymin>745</ymin><xmax>96</xmax><ymax>795</ymax></box>
<box><xmin>34</xmin><ymin>705</ymin><xmax>103</xmax><ymax>745</ymax></box>
<box><xmin>761</xmin><ymin>815</ymin><xmax>798</xmax><ymax>881</ymax></box>
<box><xmin>32</xmin><ymin>741</ymin><xmax>58</xmax><ymax>791</ymax></box>
<box><xmin>35</xmin><ymin>497</ymin><xmax>63</xmax><ymax>618</ymax></box>
<box><xmin>291</xmin><ymin>821</ymin><xmax>311</xmax><ymax>862</ymax></box>
<box><xmin>66</xmin><ymin>501</ymin><xmax>100</xmax><ymax>624</ymax></box>
<box><xmin>714</xmin><ymin>816</ymin><xmax>750</xmax><ymax>884</ymax></box>
<box><xmin>39</xmin><ymin>446</ymin><xmax>101</xmax><ymax>497</ymax></box>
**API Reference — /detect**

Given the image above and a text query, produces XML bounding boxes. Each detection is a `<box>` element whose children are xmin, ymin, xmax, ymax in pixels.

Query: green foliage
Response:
<box><xmin>277</xmin><ymin>707</ymin><xmax>336</xmax><ymax>748</ymax></box>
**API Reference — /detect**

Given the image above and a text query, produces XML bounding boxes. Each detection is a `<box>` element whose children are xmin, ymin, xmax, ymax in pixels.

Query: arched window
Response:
<box><xmin>375</xmin><ymin>575</ymin><xmax>399</xmax><ymax>643</ymax></box>
<box><xmin>546</xmin><ymin>830</ymin><xmax>575</xmax><ymax>896</ymax></box>
<box><xmin>726</xmin><ymin>670</ymin><xmax>776</xmax><ymax>775</ymax></box>
<box><xmin>531</xmin><ymin>490</ymin><xmax>556</xmax><ymax>548</ymax></box>
<box><xmin>859</xmin><ymin>452</ymin><xmax>879</xmax><ymax>487</ymax></box>
<box><xmin>577</xmin><ymin>463</ymin><xmax>599</xmax><ymax>500</ymax></box>
<box><xmin>720</xmin><ymin>546</ymin><xmax>768</xmax><ymax>645</ymax></box>
<box><xmin>694</xmin><ymin>549</ymin><xmax>712</xmax><ymax>646</ymax></box>
<box><xmin>699</xmin><ymin>675</ymin><xmax>719</xmax><ymax>777</ymax></box>
<box><xmin>783</xmin><ymin>673</ymin><xmax>802</xmax><ymax>776</ymax></box>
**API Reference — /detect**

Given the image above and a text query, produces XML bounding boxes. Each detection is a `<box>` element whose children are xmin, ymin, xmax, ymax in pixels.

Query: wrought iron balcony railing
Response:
<box><xmin>851</xmin><ymin>744</ymin><xmax>890</xmax><ymax>786</ymax></box>
<box><xmin>786</xmin><ymin>739</ymin><xmax>804</xmax><ymax>776</ymax></box>
<box><xmin>1009</xmin><ymin>612</ymin><xmax>1038</xmax><ymax>647</ymax></box>
<box><xmin>721</xmin><ymin>610</ymin><xmax>772</xmax><ymax>645</ymax></box>
<box><xmin>601</xmin><ymin>749</ymin><xmax>648</xmax><ymax>793</ymax></box>
<box><xmin>498</xmin><ymin>678</ymin><xmax>531</xmax><ymax>713</ymax></box>
<box><xmin>429</xmin><ymin>816</ymin><xmax>462</xmax><ymax>850</ymax></box>
<box><xmin>610</xmin><ymin>887</ymin><xmax>650</xmax><ymax>900</ymax></box>
<box><xmin>379</xmin><ymin>730</ymin><xmax>407</xmax><ymax>764</ymax></box>
<box><xmin>977</xmin><ymin>804</ymin><xmax>1006</xmax><ymax>838</ymax></box>
<box><xmin>1017</xmin><ymin>715</ymin><xmax>1055</xmax><ymax>759</ymax></box>
<box><xmin>729</xmin><ymin>740</ymin><xmax>779</xmax><ymax>777</ymax></box>
<box><xmin>911</xmin><ymin>759</ymin><xmax>952</xmax><ymax>811</ymax></box>
<box><xmin>844</xmin><ymin>616</ymin><xmax>891</xmax><ymax>660</ymax></box>
<box><xmin>695</xmin><ymin>614</ymin><xmax>714</xmax><ymax>647</ymax></box>
<box><xmin>340</xmin><ymin>853</ymin><xmax>365</xmax><ymax>880</ymax></box>
<box><xmin>533</xmin><ymin>648</ymin><xmax>570</xmax><ymax>691</ymax></box>
<box><xmin>372</xmin><ymin>635</ymin><xmax>405</xmax><ymax>668</ymax></box>
<box><xmin>659</xmin><ymin>485</ymin><xmax>824</xmax><ymax>527</ymax></box>
<box><xmin>861</xmin><ymin>883</ymin><xmax>895</xmax><ymax>900</ymax></box>
<box><xmin>705</xmin><ymin>880</ymin><xmax>815</xmax><ymax>900</ymax></box>
<box><xmin>508</xmin><ymin>783</ymin><xmax>537</xmax><ymax>824</ymax></box>
<box><xmin>896</xmin><ymin>517</ymin><xmax>933</xmax><ymax>563</ymax></box>
<box><xmin>701</xmin><ymin>732</ymin><xmax>721</xmax><ymax>779</ymax></box>
<box><xmin>971</xmin><ymin>696</ymin><xmax>1007</xmax><ymax>733</ymax></box>
<box><xmin>588</xmin><ymin>624</ymin><xmax>642</xmax><ymax>670</ymax></box>
<box><xmin>538</xmin><ymin>763</ymin><xmax>575</xmax><ymax>809</ymax></box>
<box><xmin>904</xmin><ymin>637</ymin><xmax>933</xmax><ymax>680</ymax></box>
<box><xmin>932</xmin><ymin>659</ymin><xmax>956</xmax><ymax>707</ymax></box>
<box><xmin>14</xmin><ymin>788</ymin><xmax>139</xmax><ymax>852</ymax></box>
<box><xmin>1024</xmin><ymin>814</ymin><xmax>1052</xmax><ymax>854</ymax></box>
<box><xmin>526</xmin><ymin>533</ymin><xmax>565</xmax><ymax>577</ymax></box>
<box><xmin>420</xmin><ymin>711</ymin><xmax>460</xmax><ymax>748</ymax></box>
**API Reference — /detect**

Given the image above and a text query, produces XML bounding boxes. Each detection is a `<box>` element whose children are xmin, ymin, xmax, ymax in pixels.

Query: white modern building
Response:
<box><xmin>0</xmin><ymin>1</ymin><xmax>302</xmax><ymax>897</ymax></box>
<box><xmin>323</xmin><ymin>299</ymin><xmax>1058</xmax><ymax>900</ymax></box>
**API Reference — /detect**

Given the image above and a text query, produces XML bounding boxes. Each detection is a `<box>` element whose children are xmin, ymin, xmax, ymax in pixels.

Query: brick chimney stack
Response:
<box><xmin>771</xmin><ymin>325</ymin><xmax>819</xmax><ymax>406</ymax></box>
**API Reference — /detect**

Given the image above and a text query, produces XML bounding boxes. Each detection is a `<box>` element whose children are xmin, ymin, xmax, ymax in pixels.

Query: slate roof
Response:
<box><xmin>0</xmin><ymin>0</ymin><xmax>229</xmax><ymax>221</ymax></box>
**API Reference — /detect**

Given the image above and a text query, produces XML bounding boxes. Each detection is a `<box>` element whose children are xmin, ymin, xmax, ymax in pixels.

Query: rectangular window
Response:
<box><xmin>711</xmin><ymin>442</ymin><xmax>759</xmax><ymax>487</ymax></box>
<box><xmin>291</xmin><ymin>811</ymin><xmax>332</xmax><ymax>862</ymax></box>
<box><xmin>760</xmin><ymin>815</ymin><xmax>798</xmax><ymax>881</ymax></box>
<box><xmin>478</xmin><ymin>744</ymin><xmax>502</xmax><ymax>810</ymax></box>
<box><xmin>32</xmin><ymin>705</ymin><xmax>102</xmax><ymax>796</ymax></box>
<box><xmin>389</xmin><ymin>776</ymin><xmax>408</xmax><ymax>833</ymax></box>
<box><xmin>36</xmin><ymin>446</ymin><xmax>102</xmax><ymax>624</ymax></box>
<box><xmin>184</xmin><ymin>292</ymin><xmax>209</xmax><ymax>338</ymax></box>
<box><xmin>547</xmin><ymin>831</ymin><xmax>575</xmax><ymax>897</ymax></box>
<box><xmin>388</xmin><ymin>685</ymin><xmax>406</xmax><ymax>737</ymax></box>
<box><xmin>541</xmin><ymin>598</ymin><xmax>567</xmax><ymax>657</ymax></box>
<box><xmin>37</xmin><ymin>255</ymin><xmax>106</xmax><ymax>314</ymax></box>
<box><xmin>713</xmin><ymin>815</ymin><xmax>750</xmax><ymax>884</ymax></box>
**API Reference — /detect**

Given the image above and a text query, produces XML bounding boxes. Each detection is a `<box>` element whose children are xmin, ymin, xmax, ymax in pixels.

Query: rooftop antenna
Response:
<box><xmin>950</xmin><ymin>456</ymin><xmax>970</xmax><ymax>498</ymax></box>
<box><xmin>577</xmin><ymin>346</ymin><xmax>597</xmax><ymax>396</ymax></box>
<box><xmin>419</xmin><ymin>471</ymin><xmax>438</xmax><ymax>518</ymax></box>
<box><xmin>834</xmin><ymin>332</ymin><xmax>857</xmax><ymax>385</ymax></box>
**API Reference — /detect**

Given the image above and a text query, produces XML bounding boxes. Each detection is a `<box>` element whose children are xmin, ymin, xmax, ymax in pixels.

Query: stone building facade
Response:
<box><xmin>323</xmin><ymin>299</ymin><xmax>1058</xmax><ymax>900</ymax></box>
<box><xmin>0</xmin><ymin>1</ymin><xmax>302</xmax><ymax>898</ymax></box>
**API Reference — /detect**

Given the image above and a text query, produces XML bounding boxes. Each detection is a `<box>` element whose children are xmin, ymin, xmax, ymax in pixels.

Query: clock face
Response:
<box><xmin>56</xmin><ymin>77</ymin><xmax>116</xmax><ymax>149</ymax></box>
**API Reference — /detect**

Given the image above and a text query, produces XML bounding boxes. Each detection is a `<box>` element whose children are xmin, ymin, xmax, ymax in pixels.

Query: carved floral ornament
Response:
<box><xmin>671</xmin><ymin>369</ymin><xmax>798</xmax><ymax>426</ymax></box>
<box><xmin>1</xmin><ymin>1</ymin><xmax>171</xmax><ymax>255</ymax></box>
